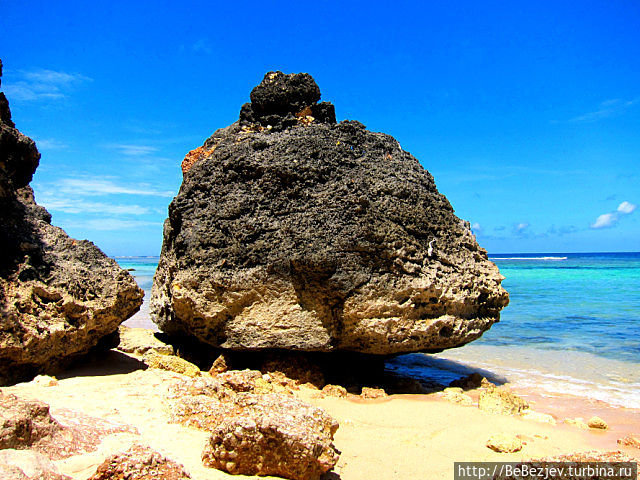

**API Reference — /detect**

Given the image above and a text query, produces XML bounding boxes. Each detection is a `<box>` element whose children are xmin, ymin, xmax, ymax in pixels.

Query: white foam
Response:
<box><xmin>489</xmin><ymin>256</ymin><xmax>568</xmax><ymax>260</ymax></box>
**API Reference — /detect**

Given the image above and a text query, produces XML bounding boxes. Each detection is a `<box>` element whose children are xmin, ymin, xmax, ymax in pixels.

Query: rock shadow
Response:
<box><xmin>57</xmin><ymin>349</ymin><xmax>147</xmax><ymax>380</ymax></box>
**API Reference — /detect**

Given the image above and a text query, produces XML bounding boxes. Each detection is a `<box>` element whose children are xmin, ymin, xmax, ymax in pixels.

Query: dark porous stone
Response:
<box><xmin>150</xmin><ymin>72</ymin><xmax>508</xmax><ymax>355</ymax></box>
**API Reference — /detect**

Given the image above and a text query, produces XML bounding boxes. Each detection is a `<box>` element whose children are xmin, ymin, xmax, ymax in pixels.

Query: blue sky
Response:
<box><xmin>1</xmin><ymin>0</ymin><xmax>638</xmax><ymax>255</ymax></box>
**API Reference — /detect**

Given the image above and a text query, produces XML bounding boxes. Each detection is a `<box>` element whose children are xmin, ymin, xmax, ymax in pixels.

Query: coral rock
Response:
<box><xmin>478</xmin><ymin>386</ymin><xmax>528</xmax><ymax>415</ymax></box>
<box><xmin>442</xmin><ymin>387</ymin><xmax>473</xmax><ymax>405</ymax></box>
<box><xmin>618</xmin><ymin>434</ymin><xmax>640</xmax><ymax>449</ymax></box>
<box><xmin>486</xmin><ymin>434</ymin><xmax>523</xmax><ymax>453</ymax></box>
<box><xmin>143</xmin><ymin>351</ymin><xmax>200</xmax><ymax>377</ymax></box>
<box><xmin>88</xmin><ymin>445</ymin><xmax>191</xmax><ymax>480</ymax></box>
<box><xmin>168</xmin><ymin>374</ymin><xmax>339</xmax><ymax>480</ymax></box>
<box><xmin>321</xmin><ymin>384</ymin><xmax>348</xmax><ymax>398</ymax></box>
<box><xmin>564</xmin><ymin>417</ymin><xmax>589</xmax><ymax>429</ymax></box>
<box><xmin>150</xmin><ymin>71</ymin><xmax>508</xmax><ymax>356</ymax></box>
<box><xmin>361</xmin><ymin>387</ymin><xmax>387</xmax><ymax>399</ymax></box>
<box><xmin>201</xmin><ymin>393</ymin><xmax>339</xmax><ymax>480</ymax></box>
<box><xmin>520</xmin><ymin>409</ymin><xmax>556</xmax><ymax>425</ymax></box>
<box><xmin>0</xmin><ymin>392</ymin><xmax>136</xmax><ymax>460</ymax></box>
<box><xmin>587</xmin><ymin>416</ymin><xmax>608</xmax><ymax>430</ymax></box>
<box><xmin>208</xmin><ymin>353</ymin><xmax>230</xmax><ymax>374</ymax></box>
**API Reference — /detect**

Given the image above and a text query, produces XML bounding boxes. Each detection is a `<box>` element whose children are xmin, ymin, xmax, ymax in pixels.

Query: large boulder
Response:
<box><xmin>150</xmin><ymin>71</ymin><xmax>508</xmax><ymax>355</ymax></box>
<box><xmin>0</xmin><ymin>60</ymin><xmax>144</xmax><ymax>384</ymax></box>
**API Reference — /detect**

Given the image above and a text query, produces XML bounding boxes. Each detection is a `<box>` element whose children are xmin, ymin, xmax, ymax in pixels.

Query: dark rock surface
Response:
<box><xmin>0</xmin><ymin>60</ymin><xmax>144</xmax><ymax>385</ymax></box>
<box><xmin>151</xmin><ymin>71</ymin><xmax>508</xmax><ymax>355</ymax></box>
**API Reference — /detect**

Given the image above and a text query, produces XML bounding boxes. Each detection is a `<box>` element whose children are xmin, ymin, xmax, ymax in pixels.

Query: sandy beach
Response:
<box><xmin>4</xmin><ymin>344</ymin><xmax>638</xmax><ymax>480</ymax></box>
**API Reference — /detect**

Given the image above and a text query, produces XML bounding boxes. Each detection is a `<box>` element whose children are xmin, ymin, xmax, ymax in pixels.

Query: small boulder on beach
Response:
<box><xmin>88</xmin><ymin>445</ymin><xmax>191</xmax><ymax>480</ymax></box>
<box><xmin>486</xmin><ymin>433</ymin><xmax>523</xmax><ymax>453</ymax></box>
<box><xmin>478</xmin><ymin>385</ymin><xmax>528</xmax><ymax>415</ymax></box>
<box><xmin>587</xmin><ymin>416</ymin><xmax>608</xmax><ymax>430</ymax></box>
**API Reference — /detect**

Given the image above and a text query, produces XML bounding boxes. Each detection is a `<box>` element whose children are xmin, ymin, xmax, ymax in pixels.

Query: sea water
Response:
<box><xmin>388</xmin><ymin>252</ymin><xmax>640</xmax><ymax>408</ymax></box>
<box><xmin>115</xmin><ymin>252</ymin><xmax>640</xmax><ymax>407</ymax></box>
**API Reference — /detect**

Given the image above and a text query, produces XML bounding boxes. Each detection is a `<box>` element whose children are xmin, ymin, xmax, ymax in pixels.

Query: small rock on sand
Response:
<box><xmin>143</xmin><ymin>351</ymin><xmax>200</xmax><ymax>377</ymax></box>
<box><xmin>618</xmin><ymin>434</ymin><xmax>640</xmax><ymax>449</ymax></box>
<box><xmin>88</xmin><ymin>445</ymin><xmax>191</xmax><ymax>480</ymax></box>
<box><xmin>449</xmin><ymin>372</ymin><xmax>485</xmax><ymax>390</ymax></box>
<box><xmin>563</xmin><ymin>417</ymin><xmax>589</xmax><ymax>429</ymax></box>
<box><xmin>322</xmin><ymin>384</ymin><xmax>348</xmax><ymax>398</ymax></box>
<box><xmin>520</xmin><ymin>409</ymin><xmax>556</xmax><ymax>425</ymax></box>
<box><xmin>198</xmin><ymin>392</ymin><xmax>340</xmax><ymax>480</ymax></box>
<box><xmin>486</xmin><ymin>434</ymin><xmax>523</xmax><ymax>453</ymax></box>
<box><xmin>478</xmin><ymin>386</ymin><xmax>528</xmax><ymax>415</ymax></box>
<box><xmin>442</xmin><ymin>388</ymin><xmax>473</xmax><ymax>406</ymax></box>
<box><xmin>31</xmin><ymin>375</ymin><xmax>58</xmax><ymax>387</ymax></box>
<box><xmin>361</xmin><ymin>387</ymin><xmax>387</xmax><ymax>399</ymax></box>
<box><xmin>208</xmin><ymin>354</ymin><xmax>230</xmax><ymax>374</ymax></box>
<box><xmin>587</xmin><ymin>416</ymin><xmax>608</xmax><ymax>430</ymax></box>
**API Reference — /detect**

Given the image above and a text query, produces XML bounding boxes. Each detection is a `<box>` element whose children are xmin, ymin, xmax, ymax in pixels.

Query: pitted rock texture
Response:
<box><xmin>201</xmin><ymin>392</ymin><xmax>339</xmax><ymax>480</ymax></box>
<box><xmin>0</xmin><ymin>60</ymin><xmax>143</xmax><ymax>384</ymax></box>
<box><xmin>88</xmin><ymin>445</ymin><xmax>191</xmax><ymax>480</ymax></box>
<box><xmin>151</xmin><ymin>71</ymin><xmax>508</xmax><ymax>355</ymax></box>
<box><xmin>169</xmin><ymin>373</ymin><xmax>339</xmax><ymax>480</ymax></box>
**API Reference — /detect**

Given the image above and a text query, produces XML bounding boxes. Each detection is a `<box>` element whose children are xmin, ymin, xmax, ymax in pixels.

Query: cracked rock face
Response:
<box><xmin>0</xmin><ymin>60</ymin><xmax>144</xmax><ymax>384</ymax></box>
<box><xmin>150</xmin><ymin>71</ymin><xmax>508</xmax><ymax>355</ymax></box>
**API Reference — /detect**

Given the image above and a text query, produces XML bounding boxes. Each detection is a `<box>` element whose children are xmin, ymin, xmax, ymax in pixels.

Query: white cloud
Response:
<box><xmin>65</xmin><ymin>219</ymin><xmax>162</xmax><ymax>231</ymax></box>
<box><xmin>106</xmin><ymin>144</ymin><xmax>160</xmax><ymax>156</ymax></box>
<box><xmin>192</xmin><ymin>39</ymin><xmax>213</xmax><ymax>54</ymax></box>
<box><xmin>617</xmin><ymin>201</ymin><xmax>637</xmax><ymax>214</ymax></box>
<box><xmin>471</xmin><ymin>222</ymin><xmax>481</xmax><ymax>231</ymax></box>
<box><xmin>591</xmin><ymin>213</ymin><xmax>617</xmax><ymax>229</ymax></box>
<box><xmin>516</xmin><ymin>222</ymin><xmax>529</xmax><ymax>232</ymax></box>
<box><xmin>569</xmin><ymin>97</ymin><xmax>640</xmax><ymax>123</ymax></box>
<box><xmin>33</xmin><ymin>138</ymin><xmax>68</xmax><ymax>150</ymax></box>
<box><xmin>56</xmin><ymin>177</ymin><xmax>174</xmax><ymax>197</ymax></box>
<box><xmin>2</xmin><ymin>68</ymin><xmax>91</xmax><ymax>102</ymax></box>
<box><xmin>591</xmin><ymin>200</ymin><xmax>636</xmax><ymax>229</ymax></box>
<box><xmin>39</xmin><ymin>198</ymin><xmax>151</xmax><ymax>216</ymax></box>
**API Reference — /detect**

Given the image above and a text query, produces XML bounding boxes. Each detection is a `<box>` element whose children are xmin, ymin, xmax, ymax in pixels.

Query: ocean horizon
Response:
<box><xmin>116</xmin><ymin>251</ymin><xmax>640</xmax><ymax>408</ymax></box>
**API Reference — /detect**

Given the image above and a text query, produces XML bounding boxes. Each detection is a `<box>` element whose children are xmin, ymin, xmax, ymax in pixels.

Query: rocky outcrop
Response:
<box><xmin>0</xmin><ymin>60</ymin><xmax>144</xmax><ymax>384</ymax></box>
<box><xmin>151</xmin><ymin>71</ymin><xmax>508</xmax><ymax>355</ymax></box>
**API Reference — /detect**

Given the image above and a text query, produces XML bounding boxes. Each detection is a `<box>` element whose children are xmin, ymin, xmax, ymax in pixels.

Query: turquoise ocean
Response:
<box><xmin>115</xmin><ymin>252</ymin><xmax>640</xmax><ymax>408</ymax></box>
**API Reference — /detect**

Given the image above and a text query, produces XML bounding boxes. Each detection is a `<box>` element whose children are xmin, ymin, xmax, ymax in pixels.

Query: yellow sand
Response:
<box><xmin>4</xmin><ymin>350</ymin><xmax>638</xmax><ymax>480</ymax></box>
